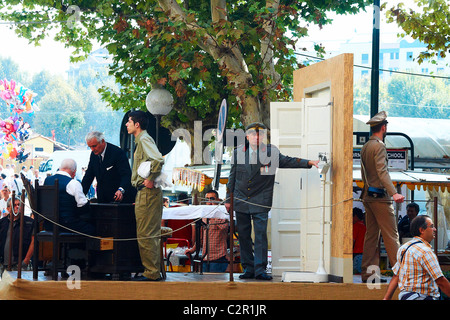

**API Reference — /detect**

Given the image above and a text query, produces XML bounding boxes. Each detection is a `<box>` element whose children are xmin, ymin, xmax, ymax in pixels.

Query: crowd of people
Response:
<box><xmin>0</xmin><ymin>164</ymin><xmax>37</xmax><ymax>273</ymax></box>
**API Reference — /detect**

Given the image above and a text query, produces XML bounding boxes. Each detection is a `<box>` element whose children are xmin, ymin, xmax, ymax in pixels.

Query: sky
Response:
<box><xmin>301</xmin><ymin>1</ymin><xmax>415</xmax><ymax>54</ymax></box>
<box><xmin>0</xmin><ymin>1</ymin><xmax>415</xmax><ymax>77</ymax></box>
<box><xmin>0</xmin><ymin>23</ymin><xmax>75</xmax><ymax>76</ymax></box>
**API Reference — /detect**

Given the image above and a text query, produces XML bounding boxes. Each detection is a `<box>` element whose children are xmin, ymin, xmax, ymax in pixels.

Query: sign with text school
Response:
<box><xmin>353</xmin><ymin>149</ymin><xmax>408</xmax><ymax>170</ymax></box>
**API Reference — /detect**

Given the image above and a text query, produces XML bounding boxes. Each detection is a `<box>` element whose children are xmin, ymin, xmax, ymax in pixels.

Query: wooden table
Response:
<box><xmin>87</xmin><ymin>203</ymin><xmax>143</xmax><ymax>280</ymax></box>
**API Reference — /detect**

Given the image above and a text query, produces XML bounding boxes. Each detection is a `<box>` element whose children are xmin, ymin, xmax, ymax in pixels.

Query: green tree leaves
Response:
<box><xmin>385</xmin><ymin>0</ymin><xmax>450</xmax><ymax>64</ymax></box>
<box><xmin>1</xmin><ymin>0</ymin><xmax>371</xmax><ymax>131</ymax></box>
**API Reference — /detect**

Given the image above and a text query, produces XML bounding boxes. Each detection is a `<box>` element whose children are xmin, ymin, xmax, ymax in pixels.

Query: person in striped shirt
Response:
<box><xmin>384</xmin><ymin>215</ymin><xmax>450</xmax><ymax>300</ymax></box>
<box><xmin>185</xmin><ymin>190</ymin><xmax>229</xmax><ymax>272</ymax></box>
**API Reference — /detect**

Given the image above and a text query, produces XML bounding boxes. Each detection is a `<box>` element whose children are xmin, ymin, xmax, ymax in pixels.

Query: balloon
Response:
<box><xmin>0</xmin><ymin>79</ymin><xmax>39</xmax><ymax>162</ymax></box>
<box><xmin>0</xmin><ymin>79</ymin><xmax>39</xmax><ymax>114</ymax></box>
<box><xmin>9</xmin><ymin>148</ymin><xmax>18</xmax><ymax>159</ymax></box>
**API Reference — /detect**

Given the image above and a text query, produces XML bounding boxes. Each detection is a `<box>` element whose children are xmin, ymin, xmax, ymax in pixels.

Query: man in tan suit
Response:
<box><xmin>360</xmin><ymin>111</ymin><xmax>404</xmax><ymax>283</ymax></box>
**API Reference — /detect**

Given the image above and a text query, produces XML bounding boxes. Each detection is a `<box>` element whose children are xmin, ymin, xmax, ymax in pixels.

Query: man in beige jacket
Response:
<box><xmin>360</xmin><ymin>111</ymin><xmax>404</xmax><ymax>283</ymax></box>
<box><xmin>126</xmin><ymin>110</ymin><xmax>165</xmax><ymax>281</ymax></box>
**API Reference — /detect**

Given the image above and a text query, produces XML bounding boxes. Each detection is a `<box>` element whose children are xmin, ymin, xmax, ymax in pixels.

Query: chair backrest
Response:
<box><xmin>167</xmin><ymin>238</ymin><xmax>190</xmax><ymax>248</ymax></box>
<box><xmin>20</xmin><ymin>173</ymin><xmax>35</xmax><ymax>214</ymax></box>
<box><xmin>35</xmin><ymin>179</ymin><xmax>59</xmax><ymax>225</ymax></box>
<box><xmin>165</xmin><ymin>219</ymin><xmax>194</xmax><ymax>246</ymax></box>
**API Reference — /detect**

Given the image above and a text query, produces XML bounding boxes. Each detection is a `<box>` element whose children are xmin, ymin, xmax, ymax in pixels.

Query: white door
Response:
<box><xmin>299</xmin><ymin>98</ymin><xmax>332</xmax><ymax>272</ymax></box>
<box><xmin>270</xmin><ymin>98</ymin><xmax>332</xmax><ymax>276</ymax></box>
<box><xmin>270</xmin><ymin>102</ymin><xmax>304</xmax><ymax>276</ymax></box>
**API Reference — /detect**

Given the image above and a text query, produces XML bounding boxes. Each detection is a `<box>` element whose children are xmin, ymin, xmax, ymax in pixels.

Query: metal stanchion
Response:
<box><xmin>229</xmin><ymin>193</ymin><xmax>234</xmax><ymax>282</ymax></box>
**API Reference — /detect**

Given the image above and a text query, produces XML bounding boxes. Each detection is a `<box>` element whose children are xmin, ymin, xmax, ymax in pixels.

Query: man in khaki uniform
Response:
<box><xmin>126</xmin><ymin>110</ymin><xmax>164</xmax><ymax>281</ymax></box>
<box><xmin>360</xmin><ymin>111</ymin><xmax>405</xmax><ymax>283</ymax></box>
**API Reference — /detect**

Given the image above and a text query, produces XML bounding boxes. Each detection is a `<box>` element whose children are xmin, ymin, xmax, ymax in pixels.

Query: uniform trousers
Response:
<box><xmin>235</xmin><ymin>211</ymin><xmax>268</xmax><ymax>276</ymax></box>
<box><xmin>134</xmin><ymin>187</ymin><xmax>162</xmax><ymax>279</ymax></box>
<box><xmin>361</xmin><ymin>195</ymin><xmax>400</xmax><ymax>281</ymax></box>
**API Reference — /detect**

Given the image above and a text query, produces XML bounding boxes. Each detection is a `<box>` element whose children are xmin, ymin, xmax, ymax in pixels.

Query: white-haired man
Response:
<box><xmin>82</xmin><ymin>131</ymin><xmax>135</xmax><ymax>203</ymax></box>
<box><xmin>44</xmin><ymin>158</ymin><xmax>95</xmax><ymax>235</ymax></box>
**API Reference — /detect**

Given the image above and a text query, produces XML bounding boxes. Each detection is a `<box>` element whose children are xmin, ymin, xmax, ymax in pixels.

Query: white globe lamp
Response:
<box><xmin>145</xmin><ymin>86</ymin><xmax>173</xmax><ymax>146</ymax></box>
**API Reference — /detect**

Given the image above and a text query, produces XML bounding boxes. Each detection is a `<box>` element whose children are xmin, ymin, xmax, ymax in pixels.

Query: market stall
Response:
<box><xmin>354</xmin><ymin>168</ymin><xmax>450</xmax><ymax>254</ymax></box>
<box><xmin>171</xmin><ymin>165</ymin><xmax>230</xmax><ymax>193</ymax></box>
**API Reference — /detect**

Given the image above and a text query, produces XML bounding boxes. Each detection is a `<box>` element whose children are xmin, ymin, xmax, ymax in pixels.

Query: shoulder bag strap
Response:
<box><xmin>400</xmin><ymin>241</ymin><xmax>422</xmax><ymax>264</ymax></box>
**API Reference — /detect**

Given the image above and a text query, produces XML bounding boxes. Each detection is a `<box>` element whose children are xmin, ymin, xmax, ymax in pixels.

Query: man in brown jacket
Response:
<box><xmin>360</xmin><ymin>111</ymin><xmax>405</xmax><ymax>283</ymax></box>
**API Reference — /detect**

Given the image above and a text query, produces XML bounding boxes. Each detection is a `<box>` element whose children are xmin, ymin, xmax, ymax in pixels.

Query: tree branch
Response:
<box><xmin>260</xmin><ymin>0</ymin><xmax>281</xmax><ymax>87</ymax></box>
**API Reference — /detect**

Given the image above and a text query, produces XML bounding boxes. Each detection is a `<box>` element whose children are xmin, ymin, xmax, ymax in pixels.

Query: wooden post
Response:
<box><xmin>193</xmin><ymin>192</ymin><xmax>199</xmax><ymax>205</ymax></box>
<box><xmin>229</xmin><ymin>192</ymin><xmax>234</xmax><ymax>282</ymax></box>
<box><xmin>17</xmin><ymin>191</ymin><xmax>26</xmax><ymax>279</ymax></box>
<box><xmin>433</xmin><ymin>197</ymin><xmax>438</xmax><ymax>256</ymax></box>
<box><xmin>7</xmin><ymin>192</ymin><xmax>15</xmax><ymax>271</ymax></box>
<box><xmin>32</xmin><ymin>183</ymin><xmax>39</xmax><ymax>280</ymax></box>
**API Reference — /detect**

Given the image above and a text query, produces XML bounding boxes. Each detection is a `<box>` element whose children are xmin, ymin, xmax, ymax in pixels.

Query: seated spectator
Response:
<box><xmin>185</xmin><ymin>190</ymin><xmax>229</xmax><ymax>272</ymax></box>
<box><xmin>0</xmin><ymin>198</ymin><xmax>34</xmax><ymax>274</ymax></box>
<box><xmin>398</xmin><ymin>202</ymin><xmax>419</xmax><ymax>243</ymax></box>
<box><xmin>384</xmin><ymin>215</ymin><xmax>450</xmax><ymax>300</ymax></box>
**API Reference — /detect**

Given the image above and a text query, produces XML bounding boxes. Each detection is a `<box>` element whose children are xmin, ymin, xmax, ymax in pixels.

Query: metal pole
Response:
<box><xmin>229</xmin><ymin>193</ymin><xmax>234</xmax><ymax>282</ymax></box>
<box><xmin>370</xmin><ymin>0</ymin><xmax>380</xmax><ymax>123</ymax></box>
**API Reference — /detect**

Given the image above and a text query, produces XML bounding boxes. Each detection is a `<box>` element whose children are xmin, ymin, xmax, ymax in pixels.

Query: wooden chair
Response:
<box><xmin>32</xmin><ymin>179</ymin><xmax>86</xmax><ymax>280</ymax></box>
<box><xmin>20</xmin><ymin>173</ymin><xmax>34</xmax><ymax>202</ymax></box>
<box><xmin>165</xmin><ymin>238</ymin><xmax>190</xmax><ymax>272</ymax></box>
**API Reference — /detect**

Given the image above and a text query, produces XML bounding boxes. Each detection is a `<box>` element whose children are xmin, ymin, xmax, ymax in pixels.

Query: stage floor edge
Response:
<box><xmin>0</xmin><ymin>271</ymin><xmax>394</xmax><ymax>300</ymax></box>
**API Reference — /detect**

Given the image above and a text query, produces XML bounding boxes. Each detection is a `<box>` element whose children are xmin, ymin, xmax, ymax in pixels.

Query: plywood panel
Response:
<box><xmin>293</xmin><ymin>54</ymin><xmax>354</xmax><ymax>283</ymax></box>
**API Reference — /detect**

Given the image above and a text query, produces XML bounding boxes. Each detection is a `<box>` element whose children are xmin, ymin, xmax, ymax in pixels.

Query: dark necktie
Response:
<box><xmin>250</xmin><ymin>150</ymin><xmax>258</xmax><ymax>171</ymax></box>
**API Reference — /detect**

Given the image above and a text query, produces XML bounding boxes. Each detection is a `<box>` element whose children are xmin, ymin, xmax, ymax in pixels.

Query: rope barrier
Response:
<box><xmin>16</xmin><ymin>193</ymin><xmax>440</xmax><ymax>243</ymax></box>
<box><xmin>17</xmin><ymin>196</ymin><xmax>230</xmax><ymax>242</ymax></box>
<box><xmin>234</xmin><ymin>196</ymin><xmax>354</xmax><ymax>210</ymax></box>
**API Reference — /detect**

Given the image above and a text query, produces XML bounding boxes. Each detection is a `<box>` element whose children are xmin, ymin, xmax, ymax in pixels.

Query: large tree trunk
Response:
<box><xmin>159</xmin><ymin>0</ymin><xmax>278</xmax><ymax>128</ymax></box>
<box><xmin>240</xmin><ymin>95</ymin><xmax>270</xmax><ymax>128</ymax></box>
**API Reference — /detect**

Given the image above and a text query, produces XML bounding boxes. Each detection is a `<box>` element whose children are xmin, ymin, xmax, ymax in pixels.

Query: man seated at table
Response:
<box><xmin>185</xmin><ymin>190</ymin><xmax>229</xmax><ymax>272</ymax></box>
<box><xmin>44</xmin><ymin>158</ymin><xmax>95</xmax><ymax>236</ymax></box>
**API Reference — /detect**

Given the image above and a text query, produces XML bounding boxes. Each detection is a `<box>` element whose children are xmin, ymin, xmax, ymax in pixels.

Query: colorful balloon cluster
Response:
<box><xmin>0</xmin><ymin>79</ymin><xmax>36</xmax><ymax>161</ymax></box>
<box><xmin>0</xmin><ymin>79</ymin><xmax>39</xmax><ymax>114</ymax></box>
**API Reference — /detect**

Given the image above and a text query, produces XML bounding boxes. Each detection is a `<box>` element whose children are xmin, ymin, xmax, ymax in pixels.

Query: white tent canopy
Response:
<box><xmin>353</xmin><ymin>115</ymin><xmax>450</xmax><ymax>160</ymax></box>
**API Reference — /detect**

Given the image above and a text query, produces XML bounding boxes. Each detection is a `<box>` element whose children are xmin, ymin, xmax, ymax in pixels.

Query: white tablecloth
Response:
<box><xmin>162</xmin><ymin>205</ymin><xmax>230</xmax><ymax>220</ymax></box>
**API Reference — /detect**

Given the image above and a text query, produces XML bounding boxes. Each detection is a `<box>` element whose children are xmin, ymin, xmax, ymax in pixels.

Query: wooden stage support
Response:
<box><xmin>0</xmin><ymin>271</ymin><xmax>394</xmax><ymax>300</ymax></box>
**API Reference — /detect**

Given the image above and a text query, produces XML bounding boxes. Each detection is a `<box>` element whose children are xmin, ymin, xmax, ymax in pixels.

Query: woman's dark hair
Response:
<box><xmin>410</xmin><ymin>215</ymin><xmax>430</xmax><ymax>237</ymax></box>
